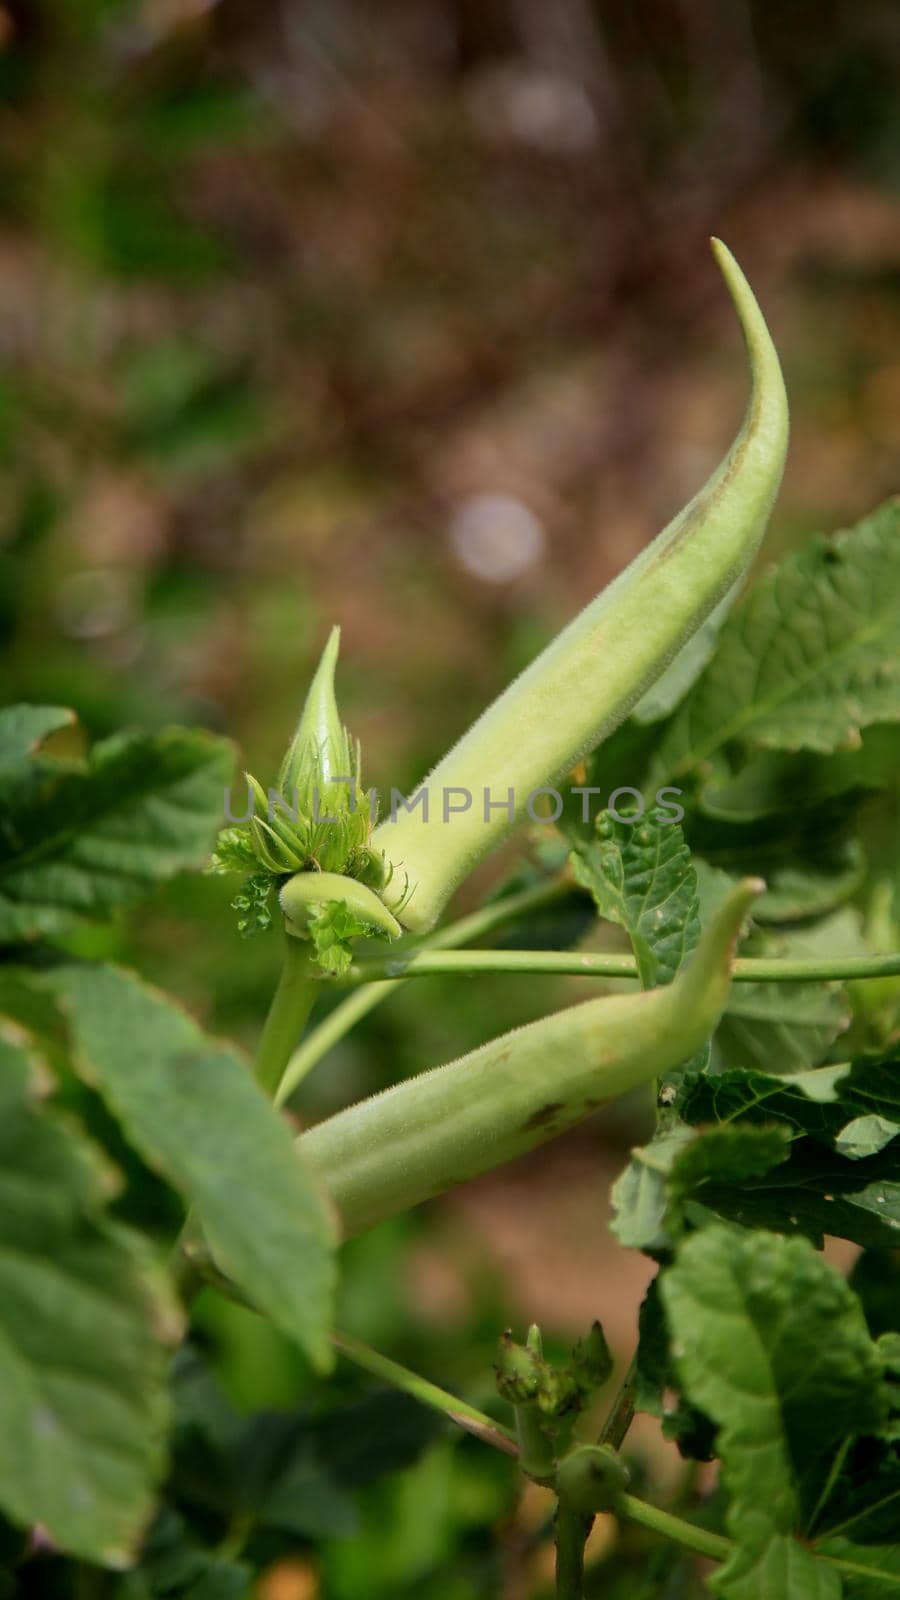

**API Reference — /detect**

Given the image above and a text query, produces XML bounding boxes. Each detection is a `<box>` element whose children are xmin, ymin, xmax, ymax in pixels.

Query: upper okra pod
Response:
<box><xmin>373</xmin><ymin>241</ymin><xmax>789</xmax><ymax>931</ymax></box>
<box><xmin>211</xmin><ymin>627</ymin><xmax>402</xmax><ymax>967</ymax></box>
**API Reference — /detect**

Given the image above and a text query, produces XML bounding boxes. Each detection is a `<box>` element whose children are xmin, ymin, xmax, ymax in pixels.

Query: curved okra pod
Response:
<box><xmin>374</xmin><ymin>241</ymin><xmax>788</xmax><ymax>931</ymax></box>
<box><xmin>298</xmin><ymin>878</ymin><xmax>763</xmax><ymax>1238</ymax></box>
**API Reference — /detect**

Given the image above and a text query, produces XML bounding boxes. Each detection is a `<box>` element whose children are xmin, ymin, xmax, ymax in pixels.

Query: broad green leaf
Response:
<box><xmin>661</xmin><ymin>1226</ymin><xmax>884</xmax><ymax>1599</ymax></box>
<box><xmin>610</xmin><ymin>1124</ymin><xmax>695</xmax><ymax>1252</ymax></box>
<box><xmin>816</xmin><ymin>1540</ymin><xmax>900</xmax><ymax>1599</ymax></box>
<box><xmin>0</xmin><ymin>726</ymin><xmax>235</xmax><ymax>942</ymax></box>
<box><xmin>751</xmin><ymin>841</ymin><xmax>866</xmax><ymax>923</ymax></box>
<box><xmin>836</xmin><ymin>1115</ymin><xmax>898</xmax><ymax>1160</ymax></box>
<box><xmin>611</xmin><ymin>1122</ymin><xmax>789</xmax><ymax>1252</ymax></box>
<box><xmin>700</xmin><ymin>906</ymin><xmax>856</xmax><ymax>1075</ymax></box>
<box><xmin>692</xmin><ymin>824</ymin><xmax>865</xmax><ymax>925</ymax></box>
<box><xmin>0</xmin><ymin>705</ymin><xmax>74</xmax><ymax>769</ymax></box>
<box><xmin>711</xmin><ymin>979</ymin><xmax>849</xmax><ymax>1073</ymax></box>
<box><xmin>696</xmin><ymin>1156</ymin><xmax>900</xmax><ymax>1252</ymax></box>
<box><xmin>0</xmin><ymin>1033</ymin><xmax>178</xmax><ymax>1565</ymax></box>
<box><xmin>591</xmin><ymin>807</ymin><xmax>710</xmax><ymax>1249</ymax></box>
<box><xmin>699</xmin><ymin>733</ymin><xmax>898</xmax><ymax>823</ymax></box>
<box><xmin>653</xmin><ymin>497</ymin><xmax>900</xmax><ymax>779</ymax></box>
<box><xmin>51</xmin><ymin>964</ymin><xmax>337</xmax><ymax>1371</ymax></box>
<box><xmin>679</xmin><ymin>1053</ymin><xmax>900</xmax><ymax>1249</ymax></box>
<box><xmin>569</xmin><ymin>805</ymin><xmax>700</xmax><ymax>988</ymax></box>
<box><xmin>681</xmin><ymin>1051</ymin><xmax>900</xmax><ymax>1140</ymax></box>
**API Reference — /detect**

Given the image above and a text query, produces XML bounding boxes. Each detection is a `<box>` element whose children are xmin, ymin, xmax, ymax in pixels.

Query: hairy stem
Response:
<box><xmin>275</xmin><ymin>875</ymin><xmax>572</xmax><ymax>1104</ymax></box>
<box><xmin>345</xmin><ymin>947</ymin><xmax>900</xmax><ymax>985</ymax></box>
<box><xmin>253</xmin><ymin>934</ymin><xmax>319</xmax><ymax>1097</ymax></box>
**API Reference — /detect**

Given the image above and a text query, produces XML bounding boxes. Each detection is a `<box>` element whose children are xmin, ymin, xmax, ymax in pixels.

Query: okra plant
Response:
<box><xmin>1</xmin><ymin>242</ymin><xmax>899</xmax><ymax>1599</ymax></box>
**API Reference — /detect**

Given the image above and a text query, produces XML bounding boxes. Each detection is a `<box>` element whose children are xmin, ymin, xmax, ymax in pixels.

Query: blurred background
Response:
<box><xmin>2</xmin><ymin>3</ymin><xmax>899</xmax><ymax>1595</ymax></box>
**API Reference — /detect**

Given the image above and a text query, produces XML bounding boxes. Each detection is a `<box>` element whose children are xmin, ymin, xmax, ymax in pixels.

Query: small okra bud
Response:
<box><xmin>569</xmin><ymin>1321</ymin><xmax>613</xmax><ymax>1400</ymax></box>
<box><xmin>241</xmin><ymin>629</ymin><xmax>385</xmax><ymax>883</ymax></box>
<box><xmin>374</xmin><ymin>242</ymin><xmax>789</xmax><ymax>931</ymax></box>
<box><xmin>495</xmin><ymin>1331</ymin><xmax>578</xmax><ymax>1418</ymax></box>
<box><xmin>556</xmin><ymin>1444</ymin><xmax>630</xmax><ymax>1516</ymax></box>
<box><xmin>279</xmin><ymin>627</ymin><xmax>350</xmax><ymax>811</ymax></box>
<box><xmin>495</xmin><ymin>1330</ymin><xmax>544</xmax><ymax>1405</ymax></box>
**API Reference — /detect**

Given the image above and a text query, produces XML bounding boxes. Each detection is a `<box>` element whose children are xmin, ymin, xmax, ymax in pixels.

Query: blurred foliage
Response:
<box><xmin>1</xmin><ymin>2</ymin><xmax>899</xmax><ymax>1594</ymax></box>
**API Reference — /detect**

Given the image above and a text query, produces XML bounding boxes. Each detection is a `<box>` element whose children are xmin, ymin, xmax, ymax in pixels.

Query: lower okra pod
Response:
<box><xmin>298</xmin><ymin>877</ymin><xmax>762</xmax><ymax>1237</ymax></box>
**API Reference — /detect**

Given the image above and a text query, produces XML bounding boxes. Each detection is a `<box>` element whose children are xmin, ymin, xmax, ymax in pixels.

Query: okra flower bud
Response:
<box><xmin>299</xmin><ymin>878</ymin><xmax>762</xmax><ymax>1236</ymax></box>
<box><xmin>374</xmin><ymin>242</ymin><xmax>789</xmax><ymax>931</ymax></box>
<box><xmin>212</xmin><ymin>628</ymin><xmax>400</xmax><ymax>964</ymax></box>
<box><xmin>249</xmin><ymin>626</ymin><xmax>376</xmax><ymax>881</ymax></box>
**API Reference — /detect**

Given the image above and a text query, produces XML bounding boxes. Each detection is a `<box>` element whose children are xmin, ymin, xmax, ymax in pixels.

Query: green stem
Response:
<box><xmin>599</xmin><ymin>1354</ymin><xmax>637</xmax><ymax>1451</ymax></box>
<box><xmin>331</xmin><ymin>1329</ymin><xmax>519</xmax><ymax>1457</ymax></box>
<box><xmin>253</xmin><ymin>934</ymin><xmax>319</xmax><ymax>1097</ymax></box>
<box><xmin>345</xmin><ymin>948</ymin><xmax>900</xmax><ymax>985</ymax></box>
<box><xmin>616</xmin><ymin>1494</ymin><xmax>730</xmax><ymax>1562</ymax></box>
<box><xmin>555</xmin><ymin>1498</ymin><xmax>591</xmax><ymax>1598</ymax></box>
<box><xmin>275</xmin><ymin>876</ymin><xmax>572</xmax><ymax>1104</ymax></box>
<box><xmin>206</xmin><ymin>1290</ymin><xmax>886</xmax><ymax>1587</ymax></box>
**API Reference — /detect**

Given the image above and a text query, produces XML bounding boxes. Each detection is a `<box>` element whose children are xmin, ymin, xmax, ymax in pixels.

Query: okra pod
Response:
<box><xmin>374</xmin><ymin>242</ymin><xmax>788</xmax><ymax>931</ymax></box>
<box><xmin>298</xmin><ymin>878</ymin><xmax>762</xmax><ymax>1238</ymax></box>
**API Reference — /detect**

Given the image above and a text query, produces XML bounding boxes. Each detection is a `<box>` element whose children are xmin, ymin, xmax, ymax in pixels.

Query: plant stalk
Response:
<box><xmin>599</xmin><ymin>1354</ymin><xmax>637</xmax><ymax>1451</ymax></box>
<box><xmin>555</xmin><ymin>1498</ymin><xmax>592</xmax><ymax>1598</ymax></box>
<box><xmin>616</xmin><ymin>1494</ymin><xmax>730</xmax><ymax>1561</ymax></box>
<box><xmin>331</xmin><ymin>1329</ymin><xmax>518</xmax><ymax>1456</ymax></box>
<box><xmin>253</xmin><ymin>933</ymin><xmax>319</xmax><ymax>1097</ymax></box>
<box><xmin>345</xmin><ymin>948</ymin><xmax>900</xmax><ymax>985</ymax></box>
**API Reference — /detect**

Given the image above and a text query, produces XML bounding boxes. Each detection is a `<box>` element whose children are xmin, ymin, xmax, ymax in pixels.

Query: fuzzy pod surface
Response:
<box><xmin>298</xmin><ymin>879</ymin><xmax>762</xmax><ymax>1237</ymax></box>
<box><xmin>373</xmin><ymin>241</ymin><xmax>788</xmax><ymax>931</ymax></box>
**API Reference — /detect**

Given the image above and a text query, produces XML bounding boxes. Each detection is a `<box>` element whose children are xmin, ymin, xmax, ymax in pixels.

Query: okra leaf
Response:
<box><xmin>712</xmin><ymin>979</ymin><xmax>849</xmax><ymax>1073</ymax></box>
<box><xmin>661</xmin><ymin>1226</ymin><xmax>885</xmax><ymax>1599</ymax></box>
<box><xmin>678</xmin><ymin>1051</ymin><xmax>900</xmax><ymax>1249</ymax></box>
<box><xmin>611</xmin><ymin>1121</ymin><xmax>790</xmax><ymax>1252</ymax></box>
<box><xmin>691</xmin><ymin>816</ymin><xmax>865</xmax><ymax>925</ymax></box>
<box><xmin>680</xmin><ymin>1049</ymin><xmax>900</xmax><ymax>1139</ymax></box>
<box><xmin>50</xmin><ymin>963</ymin><xmax>337</xmax><ymax>1371</ymax></box>
<box><xmin>653</xmin><ymin>496</ymin><xmax>900</xmax><ymax>779</ymax></box>
<box><xmin>569</xmin><ymin>804</ymin><xmax>700</xmax><ymax>989</ymax></box>
<box><xmin>596</xmin><ymin>807</ymin><xmax>710</xmax><ymax>1248</ymax></box>
<box><xmin>697</xmin><ymin>732</ymin><xmax>899</xmax><ymax>823</ymax></box>
<box><xmin>0</xmin><ymin>723</ymin><xmax>234</xmax><ymax>943</ymax></box>
<box><xmin>0</xmin><ymin>1033</ymin><xmax>178</xmax><ymax>1565</ymax></box>
<box><xmin>691</xmin><ymin>890</ymin><xmax>855</xmax><ymax>1073</ymax></box>
<box><xmin>814</xmin><ymin>1540</ymin><xmax>900</xmax><ymax>1599</ymax></box>
<box><xmin>0</xmin><ymin>704</ymin><xmax>74</xmax><ymax>769</ymax></box>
